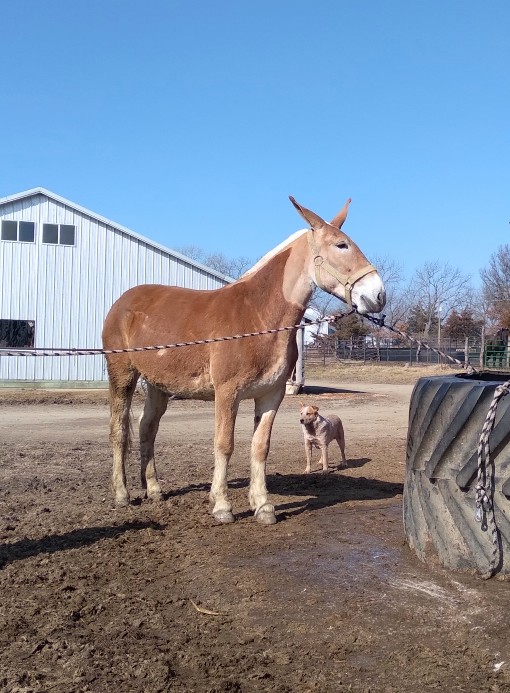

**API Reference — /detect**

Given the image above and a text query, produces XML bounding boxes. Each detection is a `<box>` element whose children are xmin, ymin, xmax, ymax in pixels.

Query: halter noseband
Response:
<box><xmin>307</xmin><ymin>230</ymin><xmax>377</xmax><ymax>308</ymax></box>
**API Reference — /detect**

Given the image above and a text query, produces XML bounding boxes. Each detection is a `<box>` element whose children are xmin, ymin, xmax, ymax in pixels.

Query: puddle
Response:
<box><xmin>245</xmin><ymin>505</ymin><xmax>407</xmax><ymax>594</ymax></box>
<box><xmin>229</xmin><ymin>501</ymin><xmax>510</xmax><ymax>630</ymax></box>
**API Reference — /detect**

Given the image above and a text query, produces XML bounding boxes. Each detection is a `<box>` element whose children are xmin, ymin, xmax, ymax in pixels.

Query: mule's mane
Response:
<box><xmin>239</xmin><ymin>228</ymin><xmax>307</xmax><ymax>280</ymax></box>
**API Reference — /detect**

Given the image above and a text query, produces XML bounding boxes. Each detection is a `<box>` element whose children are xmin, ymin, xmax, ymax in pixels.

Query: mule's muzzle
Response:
<box><xmin>354</xmin><ymin>288</ymin><xmax>386</xmax><ymax>315</ymax></box>
<box><xmin>351</xmin><ymin>274</ymin><xmax>386</xmax><ymax>315</ymax></box>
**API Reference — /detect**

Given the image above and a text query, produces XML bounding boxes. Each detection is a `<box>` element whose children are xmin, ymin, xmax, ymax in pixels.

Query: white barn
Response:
<box><xmin>302</xmin><ymin>306</ymin><xmax>331</xmax><ymax>345</ymax></box>
<box><xmin>0</xmin><ymin>188</ymin><xmax>230</xmax><ymax>387</ymax></box>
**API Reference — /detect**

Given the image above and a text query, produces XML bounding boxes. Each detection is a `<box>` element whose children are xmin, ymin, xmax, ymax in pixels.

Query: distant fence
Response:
<box><xmin>304</xmin><ymin>337</ymin><xmax>510</xmax><ymax>370</ymax></box>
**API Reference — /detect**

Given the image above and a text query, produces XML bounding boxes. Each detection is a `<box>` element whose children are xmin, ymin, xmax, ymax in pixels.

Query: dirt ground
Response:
<box><xmin>1</xmin><ymin>365</ymin><xmax>510</xmax><ymax>692</ymax></box>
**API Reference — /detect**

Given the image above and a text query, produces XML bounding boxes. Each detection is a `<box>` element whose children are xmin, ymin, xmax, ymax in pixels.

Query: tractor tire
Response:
<box><xmin>403</xmin><ymin>371</ymin><xmax>510</xmax><ymax>577</ymax></box>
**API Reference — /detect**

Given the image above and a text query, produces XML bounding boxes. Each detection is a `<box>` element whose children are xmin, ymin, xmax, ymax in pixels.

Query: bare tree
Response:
<box><xmin>175</xmin><ymin>244</ymin><xmax>205</xmax><ymax>262</ymax></box>
<box><xmin>480</xmin><ymin>244</ymin><xmax>510</xmax><ymax>327</ymax></box>
<box><xmin>175</xmin><ymin>246</ymin><xmax>252</xmax><ymax>279</ymax></box>
<box><xmin>409</xmin><ymin>261</ymin><xmax>473</xmax><ymax>337</ymax></box>
<box><xmin>467</xmin><ymin>287</ymin><xmax>496</xmax><ymax>331</ymax></box>
<box><xmin>371</xmin><ymin>255</ymin><xmax>408</xmax><ymax>326</ymax></box>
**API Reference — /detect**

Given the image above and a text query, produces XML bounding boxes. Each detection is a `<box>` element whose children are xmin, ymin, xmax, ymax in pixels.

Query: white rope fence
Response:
<box><xmin>0</xmin><ymin>311</ymin><xmax>354</xmax><ymax>358</ymax></box>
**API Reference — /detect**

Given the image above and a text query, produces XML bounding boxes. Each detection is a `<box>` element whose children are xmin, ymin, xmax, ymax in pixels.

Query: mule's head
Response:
<box><xmin>289</xmin><ymin>197</ymin><xmax>386</xmax><ymax>314</ymax></box>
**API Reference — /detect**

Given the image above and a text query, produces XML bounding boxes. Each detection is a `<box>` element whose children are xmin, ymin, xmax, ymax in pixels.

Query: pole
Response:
<box><xmin>437</xmin><ymin>304</ymin><xmax>442</xmax><ymax>365</ymax></box>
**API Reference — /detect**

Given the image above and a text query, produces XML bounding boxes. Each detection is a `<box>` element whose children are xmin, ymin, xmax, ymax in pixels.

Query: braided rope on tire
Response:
<box><xmin>357</xmin><ymin>313</ymin><xmax>510</xmax><ymax>576</ymax></box>
<box><xmin>474</xmin><ymin>381</ymin><xmax>510</xmax><ymax>578</ymax></box>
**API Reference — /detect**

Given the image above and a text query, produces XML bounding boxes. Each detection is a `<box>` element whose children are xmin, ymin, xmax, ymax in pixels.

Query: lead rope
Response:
<box><xmin>358</xmin><ymin>312</ymin><xmax>476</xmax><ymax>372</ymax></box>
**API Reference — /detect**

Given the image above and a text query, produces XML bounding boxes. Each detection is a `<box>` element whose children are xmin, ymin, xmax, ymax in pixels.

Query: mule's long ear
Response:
<box><xmin>330</xmin><ymin>198</ymin><xmax>352</xmax><ymax>229</ymax></box>
<box><xmin>289</xmin><ymin>196</ymin><xmax>326</xmax><ymax>230</ymax></box>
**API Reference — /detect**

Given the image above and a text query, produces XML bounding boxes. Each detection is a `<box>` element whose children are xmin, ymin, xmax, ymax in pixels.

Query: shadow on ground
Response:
<box><xmin>302</xmin><ymin>384</ymin><xmax>364</xmax><ymax>395</ymax></box>
<box><xmin>0</xmin><ymin>520</ymin><xmax>165</xmax><ymax>568</ymax></box>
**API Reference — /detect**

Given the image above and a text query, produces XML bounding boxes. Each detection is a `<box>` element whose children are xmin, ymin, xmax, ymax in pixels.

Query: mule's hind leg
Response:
<box><xmin>249</xmin><ymin>388</ymin><xmax>285</xmax><ymax>525</ymax></box>
<box><xmin>210</xmin><ymin>389</ymin><xmax>239</xmax><ymax>524</ymax></box>
<box><xmin>139</xmin><ymin>383</ymin><xmax>169</xmax><ymax>501</ymax></box>
<box><xmin>107</xmin><ymin>359</ymin><xmax>139</xmax><ymax>507</ymax></box>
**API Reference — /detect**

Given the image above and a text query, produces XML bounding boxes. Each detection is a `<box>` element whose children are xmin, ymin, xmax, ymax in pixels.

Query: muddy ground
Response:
<box><xmin>1</xmin><ymin>376</ymin><xmax>510</xmax><ymax>692</ymax></box>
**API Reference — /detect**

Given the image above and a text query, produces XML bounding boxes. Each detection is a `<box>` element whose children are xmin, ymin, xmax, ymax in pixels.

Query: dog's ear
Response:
<box><xmin>313</xmin><ymin>406</ymin><xmax>319</xmax><ymax>414</ymax></box>
<box><xmin>299</xmin><ymin>400</ymin><xmax>305</xmax><ymax>408</ymax></box>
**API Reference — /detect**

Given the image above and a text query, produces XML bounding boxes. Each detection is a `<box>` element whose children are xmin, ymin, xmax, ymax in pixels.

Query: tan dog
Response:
<box><xmin>299</xmin><ymin>403</ymin><xmax>347</xmax><ymax>474</ymax></box>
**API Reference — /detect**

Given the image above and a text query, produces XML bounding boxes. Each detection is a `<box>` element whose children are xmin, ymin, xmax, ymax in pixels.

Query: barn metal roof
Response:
<box><xmin>0</xmin><ymin>187</ymin><xmax>233</xmax><ymax>283</ymax></box>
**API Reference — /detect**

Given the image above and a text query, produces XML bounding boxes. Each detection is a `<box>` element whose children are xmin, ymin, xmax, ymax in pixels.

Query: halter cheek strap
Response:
<box><xmin>307</xmin><ymin>230</ymin><xmax>377</xmax><ymax>308</ymax></box>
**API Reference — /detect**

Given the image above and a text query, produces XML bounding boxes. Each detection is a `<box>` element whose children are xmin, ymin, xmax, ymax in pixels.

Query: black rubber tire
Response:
<box><xmin>403</xmin><ymin>371</ymin><xmax>510</xmax><ymax>577</ymax></box>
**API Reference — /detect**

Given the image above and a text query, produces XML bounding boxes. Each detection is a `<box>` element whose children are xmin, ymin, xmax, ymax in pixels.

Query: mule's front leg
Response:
<box><xmin>210</xmin><ymin>391</ymin><xmax>239</xmax><ymax>524</ymax></box>
<box><xmin>249</xmin><ymin>391</ymin><xmax>284</xmax><ymax>525</ymax></box>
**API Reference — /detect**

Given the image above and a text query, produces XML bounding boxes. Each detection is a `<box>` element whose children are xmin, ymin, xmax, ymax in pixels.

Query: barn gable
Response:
<box><xmin>0</xmin><ymin>188</ymin><xmax>231</xmax><ymax>386</ymax></box>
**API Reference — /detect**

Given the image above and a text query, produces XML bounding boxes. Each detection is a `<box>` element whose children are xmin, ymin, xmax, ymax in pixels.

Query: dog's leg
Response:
<box><xmin>304</xmin><ymin>440</ymin><xmax>313</xmax><ymax>474</ymax></box>
<box><xmin>320</xmin><ymin>445</ymin><xmax>329</xmax><ymax>473</ymax></box>
<box><xmin>337</xmin><ymin>426</ymin><xmax>348</xmax><ymax>470</ymax></box>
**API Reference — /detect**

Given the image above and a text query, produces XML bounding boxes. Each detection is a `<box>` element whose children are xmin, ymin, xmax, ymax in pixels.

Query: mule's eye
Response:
<box><xmin>336</xmin><ymin>241</ymin><xmax>348</xmax><ymax>250</ymax></box>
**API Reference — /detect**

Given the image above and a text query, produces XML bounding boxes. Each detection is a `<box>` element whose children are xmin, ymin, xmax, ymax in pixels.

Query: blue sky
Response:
<box><xmin>2</xmin><ymin>1</ymin><xmax>508</xmax><ymax>286</ymax></box>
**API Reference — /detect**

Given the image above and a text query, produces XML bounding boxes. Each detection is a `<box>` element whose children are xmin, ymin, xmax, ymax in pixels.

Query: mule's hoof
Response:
<box><xmin>115</xmin><ymin>496</ymin><xmax>130</xmax><ymax>507</ymax></box>
<box><xmin>338</xmin><ymin>462</ymin><xmax>348</xmax><ymax>470</ymax></box>
<box><xmin>147</xmin><ymin>491</ymin><xmax>163</xmax><ymax>502</ymax></box>
<box><xmin>213</xmin><ymin>510</ymin><xmax>235</xmax><ymax>524</ymax></box>
<box><xmin>254</xmin><ymin>503</ymin><xmax>276</xmax><ymax>525</ymax></box>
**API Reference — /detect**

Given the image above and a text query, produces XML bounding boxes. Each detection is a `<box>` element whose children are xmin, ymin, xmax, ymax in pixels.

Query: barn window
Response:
<box><xmin>42</xmin><ymin>224</ymin><xmax>59</xmax><ymax>244</ymax></box>
<box><xmin>60</xmin><ymin>224</ymin><xmax>76</xmax><ymax>245</ymax></box>
<box><xmin>0</xmin><ymin>320</ymin><xmax>35</xmax><ymax>349</ymax></box>
<box><xmin>42</xmin><ymin>223</ymin><xmax>76</xmax><ymax>246</ymax></box>
<box><xmin>1</xmin><ymin>220</ymin><xmax>35</xmax><ymax>242</ymax></box>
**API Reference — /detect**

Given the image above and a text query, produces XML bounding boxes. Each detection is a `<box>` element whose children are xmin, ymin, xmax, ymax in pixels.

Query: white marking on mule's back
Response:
<box><xmin>240</xmin><ymin>229</ymin><xmax>307</xmax><ymax>278</ymax></box>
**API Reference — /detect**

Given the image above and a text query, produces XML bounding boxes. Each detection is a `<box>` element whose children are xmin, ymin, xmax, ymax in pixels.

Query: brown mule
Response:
<box><xmin>102</xmin><ymin>196</ymin><xmax>386</xmax><ymax>524</ymax></box>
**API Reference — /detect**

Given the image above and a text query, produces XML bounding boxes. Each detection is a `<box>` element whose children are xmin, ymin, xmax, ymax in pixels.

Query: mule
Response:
<box><xmin>102</xmin><ymin>196</ymin><xmax>386</xmax><ymax>524</ymax></box>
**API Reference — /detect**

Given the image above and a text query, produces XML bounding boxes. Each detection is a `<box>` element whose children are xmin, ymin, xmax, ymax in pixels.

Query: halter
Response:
<box><xmin>307</xmin><ymin>230</ymin><xmax>377</xmax><ymax>308</ymax></box>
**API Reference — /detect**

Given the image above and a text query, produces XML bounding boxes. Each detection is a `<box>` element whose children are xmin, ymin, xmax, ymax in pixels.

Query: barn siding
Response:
<box><xmin>0</xmin><ymin>190</ymin><xmax>229</xmax><ymax>384</ymax></box>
